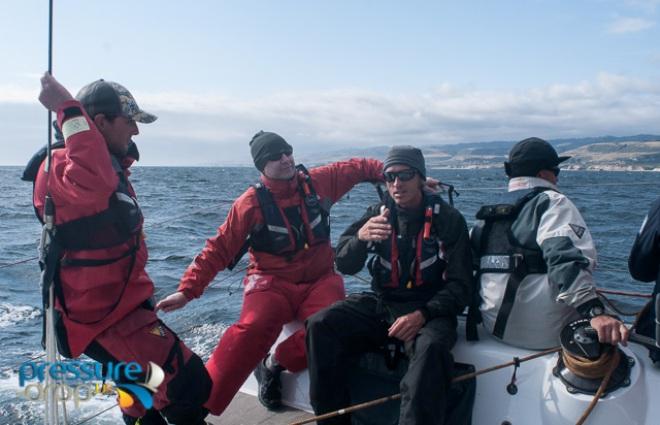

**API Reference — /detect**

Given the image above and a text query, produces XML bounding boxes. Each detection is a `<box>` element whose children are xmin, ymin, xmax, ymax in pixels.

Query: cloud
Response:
<box><xmin>3</xmin><ymin>73</ymin><xmax>660</xmax><ymax>166</ymax></box>
<box><xmin>608</xmin><ymin>17</ymin><xmax>655</xmax><ymax>33</ymax></box>
<box><xmin>144</xmin><ymin>72</ymin><xmax>660</xmax><ymax>143</ymax></box>
<box><xmin>0</xmin><ymin>84</ymin><xmax>38</xmax><ymax>104</ymax></box>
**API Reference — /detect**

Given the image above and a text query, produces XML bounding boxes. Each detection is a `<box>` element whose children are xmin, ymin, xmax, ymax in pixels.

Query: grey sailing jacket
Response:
<box><xmin>478</xmin><ymin>177</ymin><xmax>599</xmax><ymax>349</ymax></box>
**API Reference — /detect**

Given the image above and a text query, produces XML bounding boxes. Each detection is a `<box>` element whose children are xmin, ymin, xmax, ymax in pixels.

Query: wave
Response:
<box><xmin>0</xmin><ymin>303</ymin><xmax>40</xmax><ymax>329</ymax></box>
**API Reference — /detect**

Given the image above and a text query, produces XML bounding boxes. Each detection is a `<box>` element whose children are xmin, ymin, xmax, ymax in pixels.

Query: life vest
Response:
<box><xmin>368</xmin><ymin>193</ymin><xmax>448</xmax><ymax>292</ymax></box>
<box><xmin>248</xmin><ymin>165</ymin><xmax>331</xmax><ymax>257</ymax></box>
<box><xmin>22</xmin><ymin>142</ymin><xmax>143</xmax><ymax>264</ymax></box>
<box><xmin>471</xmin><ymin>187</ymin><xmax>554</xmax><ymax>339</ymax></box>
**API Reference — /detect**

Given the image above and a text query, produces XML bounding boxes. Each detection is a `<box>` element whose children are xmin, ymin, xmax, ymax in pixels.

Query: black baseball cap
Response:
<box><xmin>505</xmin><ymin>137</ymin><xmax>570</xmax><ymax>177</ymax></box>
<box><xmin>75</xmin><ymin>79</ymin><xmax>157</xmax><ymax>123</ymax></box>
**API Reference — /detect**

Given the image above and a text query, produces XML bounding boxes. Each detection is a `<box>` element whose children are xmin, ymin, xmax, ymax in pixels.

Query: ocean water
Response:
<box><xmin>0</xmin><ymin>165</ymin><xmax>657</xmax><ymax>424</ymax></box>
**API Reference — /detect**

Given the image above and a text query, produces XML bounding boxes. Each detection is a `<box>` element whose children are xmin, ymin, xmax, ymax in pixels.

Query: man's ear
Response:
<box><xmin>93</xmin><ymin>114</ymin><xmax>106</xmax><ymax>131</ymax></box>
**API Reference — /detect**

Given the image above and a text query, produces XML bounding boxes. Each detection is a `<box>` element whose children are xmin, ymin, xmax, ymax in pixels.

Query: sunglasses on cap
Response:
<box><xmin>265</xmin><ymin>149</ymin><xmax>293</xmax><ymax>162</ymax></box>
<box><xmin>383</xmin><ymin>169</ymin><xmax>417</xmax><ymax>183</ymax></box>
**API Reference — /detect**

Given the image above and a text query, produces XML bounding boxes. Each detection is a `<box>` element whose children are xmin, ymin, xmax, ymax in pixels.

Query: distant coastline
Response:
<box><xmin>427</xmin><ymin>165</ymin><xmax>660</xmax><ymax>172</ymax></box>
<box><xmin>300</xmin><ymin>135</ymin><xmax>660</xmax><ymax>172</ymax></box>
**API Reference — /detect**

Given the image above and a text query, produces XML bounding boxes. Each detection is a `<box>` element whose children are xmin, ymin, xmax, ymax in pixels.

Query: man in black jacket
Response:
<box><xmin>306</xmin><ymin>146</ymin><xmax>473</xmax><ymax>425</ymax></box>
<box><xmin>629</xmin><ymin>197</ymin><xmax>660</xmax><ymax>363</ymax></box>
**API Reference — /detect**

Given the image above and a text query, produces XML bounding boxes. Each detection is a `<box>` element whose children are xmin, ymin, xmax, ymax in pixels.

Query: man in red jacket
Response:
<box><xmin>156</xmin><ymin>131</ymin><xmax>385</xmax><ymax>414</ymax></box>
<box><xmin>28</xmin><ymin>73</ymin><xmax>211</xmax><ymax>425</ymax></box>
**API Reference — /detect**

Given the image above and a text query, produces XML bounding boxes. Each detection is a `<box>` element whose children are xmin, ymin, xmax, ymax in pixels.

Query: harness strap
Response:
<box><xmin>60</xmin><ymin>244</ymin><xmax>138</xmax><ymax>267</ymax></box>
<box><xmin>159</xmin><ymin>321</ymin><xmax>185</xmax><ymax>374</ymax></box>
<box><xmin>492</xmin><ymin>254</ymin><xmax>526</xmax><ymax>339</ymax></box>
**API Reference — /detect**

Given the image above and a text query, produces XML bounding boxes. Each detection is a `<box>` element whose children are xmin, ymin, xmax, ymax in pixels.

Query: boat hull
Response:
<box><xmin>240</xmin><ymin>320</ymin><xmax>660</xmax><ymax>424</ymax></box>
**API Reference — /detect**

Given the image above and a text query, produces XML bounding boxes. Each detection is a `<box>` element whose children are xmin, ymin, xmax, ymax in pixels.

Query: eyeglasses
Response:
<box><xmin>265</xmin><ymin>149</ymin><xmax>293</xmax><ymax>162</ymax></box>
<box><xmin>551</xmin><ymin>166</ymin><xmax>560</xmax><ymax>176</ymax></box>
<box><xmin>383</xmin><ymin>169</ymin><xmax>417</xmax><ymax>183</ymax></box>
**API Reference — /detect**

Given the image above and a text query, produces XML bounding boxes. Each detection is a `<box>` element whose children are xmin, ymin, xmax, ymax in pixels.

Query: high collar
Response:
<box><xmin>260</xmin><ymin>173</ymin><xmax>299</xmax><ymax>197</ymax></box>
<box><xmin>508</xmin><ymin>176</ymin><xmax>558</xmax><ymax>192</ymax></box>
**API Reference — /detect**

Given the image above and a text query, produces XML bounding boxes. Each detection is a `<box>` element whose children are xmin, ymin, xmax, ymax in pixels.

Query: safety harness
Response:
<box><xmin>470</xmin><ymin>187</ymin><xmax>554</xmax><ymax>340</ymax></box>
<box><xmin>230</xmin><ymin>165</ymin><xmax>331</xmax><ymax>266</ymax></box>
<box><xmin>369</xmin><ymin>193</ymin><xmax>448</xmax><ymax>292</ymax></box>
<box><xmin>22</xmin><ymin>139</ymin><xmax>144</xmax><ymax>355</ymax></box>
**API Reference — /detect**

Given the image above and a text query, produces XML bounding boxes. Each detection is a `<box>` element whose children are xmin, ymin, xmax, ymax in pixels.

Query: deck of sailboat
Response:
<box><xmin>208</xmin><ymin>392</ymin><xmax>313</xmax><ymax>425</ymax></box>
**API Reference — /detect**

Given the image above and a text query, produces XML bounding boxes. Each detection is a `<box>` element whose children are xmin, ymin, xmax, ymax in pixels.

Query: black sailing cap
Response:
<box><xmin>505</xmin><ymin>137</ymin><xmax>571</xmax><ymax>177</ymax></box>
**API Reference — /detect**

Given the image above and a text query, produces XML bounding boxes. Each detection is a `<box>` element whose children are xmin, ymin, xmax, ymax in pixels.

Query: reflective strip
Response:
<box><xmin>419</xmin><ymin>255</ymin><xmax>437</xmax><ymax>270</ymax></box>
<box><xmin>309</xmin><ymin>215</ymin><xmax>321</xmax><ymax>229</ymax></box>
<box><xmin>267</xmin><ymin>225</ymin><xmax>289</xmax><ymax>234</ymax></box>
<box><xmin>62</xmin><ymin>116</ymin><xmax>90</xmax><ymax>140</ymax></box>
<box><xmin>379</xmin><ymin>257</ymin><xmax>392</xmax><ymax>270</ymax></box>
<box><xmin>480</xmin><ymin>255</ymin><xmax>512</xmax><ymax>270</ymax></box>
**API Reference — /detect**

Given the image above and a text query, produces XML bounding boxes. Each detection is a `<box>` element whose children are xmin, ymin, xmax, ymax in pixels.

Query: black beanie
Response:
<box><xmin>249</xmin><ymin>131</ymin><xmax>293</xmax><ymax>171</ymax></box>
<box><xmin>383</xmin><ymin>145</ymin><xmax>426</xmax><ymax>180</ymax></box>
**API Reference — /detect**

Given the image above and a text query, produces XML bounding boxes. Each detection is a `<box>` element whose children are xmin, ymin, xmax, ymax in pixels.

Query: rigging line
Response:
<box><xmin>1</xmin><ymin>352</ymin><xmax>47</xmax><ymax>376</ymax></box>
<box><xmin>290</xmin><ymin>347</ymin><xmax>562</xmax><ymax>425</ymax></box>
<box><xmin>599</xmin><ymin>293</ymin><xmax>641</xmax><ymax>317</ymax></box>
<box><xmin>142</xmin><ymin>199</ymin><xmax>235</xmax><ymax>230</ymax></box>
<box><xmin>350</xmin><ymin>273</ymin><xmax>371</xmax><ymax>285</ymax></box>
<box><xmin>208</xmin><ymin>265</ymin><xmax>249</xmax><ymax>290</ymax></box>
<box><xmin>596</xmin><ymin>288</ymin><xmax>652</xmax><ymax>299</ymax></box>
<box><xmin>71</xmin><ymin>403</ymin><xmax>117</xmax><ymax>425</ymax></box>
<box><xmin>0</xmin><ymin>256</ymin><xmax>39</xmax><ymax>269</ymax></box>
<box><xmin>0</xmin><ymin>201</ymin><xmax>236</xmax><ymax>269</ymax></box>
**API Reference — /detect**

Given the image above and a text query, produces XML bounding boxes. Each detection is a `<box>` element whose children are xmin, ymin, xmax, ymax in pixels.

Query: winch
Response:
<box><xmin>553</xmin><ymin>318</ymin><xmax>633</xmax><ymax>396</ymax></box>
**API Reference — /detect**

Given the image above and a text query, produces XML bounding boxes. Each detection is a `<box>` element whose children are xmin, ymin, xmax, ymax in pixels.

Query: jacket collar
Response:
<box><xmin>508</xmin><ymin>176</ymin><xmax>558</xmax><ymax>192</ymax></box>
<box><xmin>260</xmin><ymin>173</ymin><xmax>299</xmax><ymax>197</ymax></box>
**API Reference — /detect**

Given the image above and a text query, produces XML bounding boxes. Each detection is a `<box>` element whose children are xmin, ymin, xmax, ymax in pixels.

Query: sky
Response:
<box><xmin>1</xmin><ymin>0</ymin><xmax>660</xmax><ymax>166</ymax></box>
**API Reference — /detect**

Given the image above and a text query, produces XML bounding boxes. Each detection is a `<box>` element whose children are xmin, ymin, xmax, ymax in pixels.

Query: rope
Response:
<box><xmin>290</xmin><ymin>345</ymin><xmax>627</xmax><ymax>425</ymax></box>
<box><xmin>289</xmin><ymin>347</ymin><xmax>561</xmax><ymax>425</ymax></box>
<box><xmin>562</xmin><ymin>347</ymin><xmax>621</xmax><ymax>425</ymax></box>
<box><xmin>562</xmin><ymin>346</ymin><xmax>619</xmax><ymax>380</ymax></box>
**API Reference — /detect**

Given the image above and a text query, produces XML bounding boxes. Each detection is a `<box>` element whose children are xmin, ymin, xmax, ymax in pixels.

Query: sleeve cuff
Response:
<box><xmin>576</xmin><ymin>298</ymin><xmax>605</xmax><ymax>318</ymax></box>
<box><xmin>419</xmin><ymin>306</ymin><xmax>433</xmax><ymax>322</ymax></box>
<box><xmin>180</xmin><ymin>288</ymin><xmax>195</xmax><ymax>301</ymax></box>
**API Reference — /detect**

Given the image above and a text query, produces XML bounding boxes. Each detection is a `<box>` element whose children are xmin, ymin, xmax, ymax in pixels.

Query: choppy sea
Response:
<box><xmin>0</xmin><ymin>165</ymin><xmax>657</xmax><ymax>424</ymax></box>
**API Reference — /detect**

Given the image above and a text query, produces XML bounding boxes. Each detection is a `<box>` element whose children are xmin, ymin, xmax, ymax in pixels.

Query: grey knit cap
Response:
<box><xmin>383</xmin><ymin>145</ymin><xmax>426</xmax><ymax>180</ymax></box>
<box><xmin>249</xmin><ymin>131</ymin><xmax>293</xmax><ymax>171</ymax></box>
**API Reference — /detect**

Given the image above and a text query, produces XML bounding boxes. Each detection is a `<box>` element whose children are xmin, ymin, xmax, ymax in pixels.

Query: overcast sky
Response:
<box><xmin>2</xmin><ymin>0</ymin><xmax>660</xmax><ymax>165</ymax></box>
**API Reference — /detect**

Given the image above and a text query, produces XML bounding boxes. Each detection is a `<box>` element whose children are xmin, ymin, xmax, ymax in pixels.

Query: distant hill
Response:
<box><xmin>300</xmin><ymin>135</ymin><xmax>660</xmax><ymax>171</ymax></box>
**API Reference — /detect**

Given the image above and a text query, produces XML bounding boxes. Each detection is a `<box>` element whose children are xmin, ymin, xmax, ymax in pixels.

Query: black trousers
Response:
<box><xmin>306</xmin><ymin>294</ymin><xmax>457</xmax><ymax>425</ymax></box>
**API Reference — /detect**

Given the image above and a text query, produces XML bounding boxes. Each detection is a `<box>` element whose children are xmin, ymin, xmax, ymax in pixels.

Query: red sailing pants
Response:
<box><xmin>86</xmin><ymin>307</ymin><xmax>210</xmax><ymax>421</ymax></box>
<box><xmin>203</xmin><ymin>271</ymin><xmax>345</xmax><ymax>415</ymax></box>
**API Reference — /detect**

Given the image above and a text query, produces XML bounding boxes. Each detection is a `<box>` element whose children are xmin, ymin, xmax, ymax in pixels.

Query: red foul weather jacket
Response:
<box><xmin>33</xmin><ymin>100</ymin><xmax>153</xmax><ymax>358</ymax></box>
<box><xmin>178</xmin><ymin>159</ymin><xmax>384</xmax><ymax>299</ymax></box>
